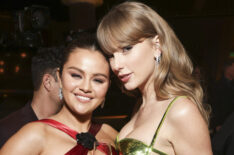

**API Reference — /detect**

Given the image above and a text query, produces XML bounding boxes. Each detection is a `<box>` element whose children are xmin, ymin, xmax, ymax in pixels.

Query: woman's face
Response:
<box><xmin>60</xmin><ymin>48</ymin><xmax>110</xmax><ymax>115</ymax></box>
<box><xmin>109</xmin><ymin>38</ymin><xmax>157</xmax><ymax>91</ymax></box>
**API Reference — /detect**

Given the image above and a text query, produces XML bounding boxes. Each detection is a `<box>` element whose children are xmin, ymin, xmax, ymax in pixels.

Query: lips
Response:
<box><xmin>119</xmin><ymin>73</ymin><xmax>131</xmax><ymax>83</ymax></box>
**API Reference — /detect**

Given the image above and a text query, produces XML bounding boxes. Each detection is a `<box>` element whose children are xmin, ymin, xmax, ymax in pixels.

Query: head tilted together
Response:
<box><xmin>97</xmin><ymin>1</ymin><xmax>210</xmax><ymax>124</ymax></box>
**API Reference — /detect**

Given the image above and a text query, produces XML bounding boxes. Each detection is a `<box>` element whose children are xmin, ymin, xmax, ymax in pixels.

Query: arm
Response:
<box><xmin>169</xmin><ymin>98</ymin><xmax>213</xmax><ymax>155</ymax></box>
<box><xmin>94</xmin><ymin>124</ymin><xmax>119</xmax><ymax>155</ymax></box>
<box><xmin>99</xmin><ymin>124</ymin><xmax>118</xmax><ymax>146</ymax></box>
<box><xmin>0</xmin><ymin>122</ymin><xmax>44</xmax><ymax>155</ymax></box>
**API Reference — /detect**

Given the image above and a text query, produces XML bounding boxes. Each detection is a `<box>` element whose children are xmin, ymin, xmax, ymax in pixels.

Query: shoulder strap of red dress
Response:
<box><xmin>35</xmin><ymin>119</ymin><xmax>117</xmax><ymax>155</ymax></box>
<box><xmin>36</xmin><ymin>119</ymin><xmax>101</xmax><ymax>139</ymax></box>
<box><xmin>36</xmin><ymin>119</ymin><xmax>77</xmax><ymax>139</ymax></box>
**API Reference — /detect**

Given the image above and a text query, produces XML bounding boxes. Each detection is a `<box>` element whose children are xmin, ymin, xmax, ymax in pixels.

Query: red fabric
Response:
<box><xmin>37</xmin><ymin>119</ymin><xmax>77</xmax><ymax>139</ymax></box>
<box><xmin>65</xmin><ymin>143</ymin><xmax>88</xmax><ymax>155</ymax></box>
<box><xmin>36</xmin><ymin>119</ymin><xmax>118</xmax><ymax>155</ymax></box>
<box><xmin>97</xmin><ymin>143</ymin><xmax>118</xmax><ymax>155</ymax></box>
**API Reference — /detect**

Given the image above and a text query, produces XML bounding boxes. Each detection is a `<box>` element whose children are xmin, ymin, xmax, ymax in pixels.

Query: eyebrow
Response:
<box><xmin>67</xmin><ymin>66</ymin><xmax>109</xmax><ymax>79</ymax></box>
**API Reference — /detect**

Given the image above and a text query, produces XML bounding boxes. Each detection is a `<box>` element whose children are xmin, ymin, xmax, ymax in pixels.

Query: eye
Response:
<box><xmin>71</xmin><ymin>73</ymin><xmax>82</xmax><ymax>79</ymax></box>
<box><xmin>107</xmin><ymin>54</ymin><xmax>114</xmax><ymax>59</ymax></box>
<box><xmin>93</xmin><ymin>78</ymin><xmax>105</xmax><ymax>84</ymax></box>
<box><xmin>123</xmin><ymin>45</ymin><xmax>132</xmax><ymax>53</ymax></box>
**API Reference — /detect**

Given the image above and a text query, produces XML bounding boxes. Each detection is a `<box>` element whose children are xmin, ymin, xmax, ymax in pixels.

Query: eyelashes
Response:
<box><xmin>123</xmin><ymin>45</ymin><xmax>133</xmax><ymax>52</ymax></box>
<box><xmin>107</xmin><ymin>54</ymin><xmax>114</xmax><ymax>59</ymax></box>
<box><xmin>71</xmin><ymin>73</ymin><xmax>105</xmax><ymax>84</ymax></box>
<box><xmin>71</xmin><ymin>73</ymin><xmax>81</xmax><ymax>78</ymax></box>
<box><xmin>106</xmin><ymin>44</ymin><xmax>133</xmax><ymax>60</ymax></box>
<box><xmin>93</xmin><ymin>79</ymin><xmax>105</xmax><ymax>84</ymax></box>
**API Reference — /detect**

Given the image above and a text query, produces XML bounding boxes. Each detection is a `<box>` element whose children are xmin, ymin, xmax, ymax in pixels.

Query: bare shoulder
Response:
<box><xmin>168</xmin><ymin>97</ymin><xmax>204</xmax><ymax>123</ymax></box>
<box><xmin>166</xmin><ymin>97</ymin><xmax>212</xmax><ymax>155</ymax></box>
<box><xmin>167</xmin><ymin>97</ymin><xmax>208</xmax><ymax>130</ymax></box>
<box><xmin>20</xmin><ymin>121</ymin><xmax>47</xmax><ymax>138</ymax></box>
<box><xmin>0</xmin><ymin>122</ymin><xmax>47</xmax><ymax>155</ymax></box>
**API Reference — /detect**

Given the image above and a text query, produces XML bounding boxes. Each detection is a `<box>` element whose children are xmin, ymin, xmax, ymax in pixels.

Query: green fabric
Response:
<box><xmin>116</xmin><ymin>96</ymin><xmax>185</xmax><ymax>155</ymax></box>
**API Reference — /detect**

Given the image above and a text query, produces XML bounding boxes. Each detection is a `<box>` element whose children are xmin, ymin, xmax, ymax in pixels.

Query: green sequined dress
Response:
<box><xmin>116</xmin><ymin>96</ymin><xmax>185</xmax><ymax>155</ymax></box>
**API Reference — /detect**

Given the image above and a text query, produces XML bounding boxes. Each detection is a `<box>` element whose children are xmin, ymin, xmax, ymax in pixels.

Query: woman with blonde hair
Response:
<box><xmin>97</xmin><ymin>1</ymin><xmax>212</xmax><ymax>155</ymax></box>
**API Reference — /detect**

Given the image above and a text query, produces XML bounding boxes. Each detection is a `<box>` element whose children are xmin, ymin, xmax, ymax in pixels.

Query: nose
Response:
<box><xmin>79</xmin><ymin>79</ymin><xmax>91</xmax><ymax>93</ymax></box>
<box><xmin>111</xmin><ymin>53</ymin><xmax>123</xmax><ymax>73</ymax></box>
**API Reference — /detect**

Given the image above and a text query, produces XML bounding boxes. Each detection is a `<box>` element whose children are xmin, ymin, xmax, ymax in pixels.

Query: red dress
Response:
<box><xmin>35</xmin><ymin>119</ymin><xmax>118</xmax><ymax>155</ymax></box>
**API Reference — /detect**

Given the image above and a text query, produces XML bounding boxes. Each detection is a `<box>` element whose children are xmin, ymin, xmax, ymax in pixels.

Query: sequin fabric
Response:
<box><xmin>116</xmin><ymin>96</ymin><xmax>185</xmax><ymax>155</ymax></box>
<box><xmin>117</xmin><ymin>138</ymin><xmax>167</xmax><ymax>155</ymax></box>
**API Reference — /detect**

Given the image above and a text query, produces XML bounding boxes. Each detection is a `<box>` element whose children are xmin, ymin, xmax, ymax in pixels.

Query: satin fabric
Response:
<box><xmin>36</xmin><ymin>119</ymin><xmax>118</xmax><ymax>155</ymax></box>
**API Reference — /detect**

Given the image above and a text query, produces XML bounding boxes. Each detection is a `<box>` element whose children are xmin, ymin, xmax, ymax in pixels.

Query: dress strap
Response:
<box><xmin>150</xmin><ymin>96</ymin><xmax>186</xmax><ymax>147</ymax></box>
<box><xmin>36</xmin><ymin>119</ymin><xmax>102</xmax><ymax>139</ymax></box>
<box><xmin>35</xmin><ymin>119</ymin><xmax>104</xmax><ymax>155</ymax></box>
<box><xmin>36</xmin><ymin>119</ymin><xmax>78</xmax><ymax>139</ymax></box>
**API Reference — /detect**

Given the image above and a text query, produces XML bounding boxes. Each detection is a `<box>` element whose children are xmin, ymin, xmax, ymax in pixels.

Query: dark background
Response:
<box><xmin>0</xmin><ymin>0</ymin><xmax>233</xmax><ymax>130</ymax></box>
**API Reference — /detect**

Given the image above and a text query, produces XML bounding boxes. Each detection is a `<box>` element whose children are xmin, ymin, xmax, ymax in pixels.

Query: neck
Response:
<box><xmin>31</xmin><ymin>90</ymin><xmax>61</xmax><ymax>119</ymax></box>
<box><xmin>139</xmin><ymin>71</ymin><xmax>158</xmax><ymax>107</ymax></box>
<box><xmin>53</xmin><ymin>106</ymin><xmax>93</xmax><ymax>133</ymax></box>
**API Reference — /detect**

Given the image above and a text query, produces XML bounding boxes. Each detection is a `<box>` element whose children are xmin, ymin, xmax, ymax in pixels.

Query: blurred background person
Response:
<box><xmin>212</xmin><ymin>111</ymin><xmax>234</xmax><ymax>155</ymax></box>
<box><xmin>210</xmin><ymin>58</ymin><xmax>234</xmax><ymax>133</ymax></box>
<box><xmin>0</xmin><ymin>47</ymin><xmax>63</xmax><ymax>148</ymax></box>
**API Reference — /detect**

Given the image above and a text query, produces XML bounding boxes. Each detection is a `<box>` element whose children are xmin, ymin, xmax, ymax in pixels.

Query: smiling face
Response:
<box><xmin>109</xmin><ymin>38</ymin><xmax>158</xmax><ymax>91</ymax></box>
<box><xmin>60</xmin><ymin>48</ymin><xmax>110</xmax><ymax>115</ymax></box>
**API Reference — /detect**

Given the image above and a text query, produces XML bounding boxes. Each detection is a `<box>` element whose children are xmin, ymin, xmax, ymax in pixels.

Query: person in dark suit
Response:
<box><xmin>0</xmin><ymin>47</ymin><xmax>63</xmax><ymax>148</ymax></box>
<box><xmin>210</xmin><ymin>58</ymin><xmax>234</xmax><ymax>132</ymax></box>
<box><xmin>212</xmin><ymin>112</ymin><xmax>234</xmax><ymax>155</ymax></box>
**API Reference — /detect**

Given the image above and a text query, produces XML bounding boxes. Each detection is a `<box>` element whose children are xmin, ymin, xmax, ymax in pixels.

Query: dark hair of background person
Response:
<box><xmin>31</xmin><ymin>47</ymin><xmax>63</xmax><ymax>91</ymax></box>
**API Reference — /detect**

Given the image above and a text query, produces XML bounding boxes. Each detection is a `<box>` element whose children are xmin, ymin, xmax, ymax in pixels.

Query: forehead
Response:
<box><xmin>66</xmin><ymin>48</ymin><xmax>109</xmax><ymax>75</ymax></box>
<box><xmin>101</xmin><ymin>33</ymin><xmax>145</xmax><ymax>55</ymax></box>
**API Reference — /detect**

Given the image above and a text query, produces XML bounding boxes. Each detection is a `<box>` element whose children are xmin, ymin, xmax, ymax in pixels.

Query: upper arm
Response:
<box><xmin>99</xmin><ymin>124</ymin><xmax>118</xmax><ymax>145</ymax></box>
<box><xmin>0</xmin><ymin>122</ymin><xmax>44</xmax><ymax>155</ymax></box>
<box><xmin>169</xmin><ymin>98</ymin><xmax>213</xmax><ymax>155</ymax></box>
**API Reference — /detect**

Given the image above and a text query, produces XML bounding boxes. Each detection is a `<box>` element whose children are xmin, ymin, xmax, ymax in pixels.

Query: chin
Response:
<box><xmin>124</xmin><ymin>83</ymin><xmax>137</xmax><ymax>91</ymax></box>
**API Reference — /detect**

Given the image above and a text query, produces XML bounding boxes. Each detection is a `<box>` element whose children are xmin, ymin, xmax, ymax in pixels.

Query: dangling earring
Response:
<box><xmin>101</xmin><ymin>98</ymin><xmax>105</xmax><ymax>109</ymax></box>
<box><xmin>59</xmin><ymin>88</ymin><xmax>63</xmax><ymax>100</ymax></box>
<box><xmin>155</xmin><ymin>55</ymin><xmax>161</xmax><ymax>64</ymax></box>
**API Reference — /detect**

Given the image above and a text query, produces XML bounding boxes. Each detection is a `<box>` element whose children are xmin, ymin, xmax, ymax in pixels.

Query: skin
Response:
<box><xmin>110</xmin><ymin>36</ymin><xmax>212</xmax><ymax>155</ymax></box>
<box><xmin>0</xmin><ymin>48</ymin><xmax>118</xmax><ymax>155</ymax></box>
<box><xmin>31</xmin><ymin>73</ymin><xmax>62</xmax><ymax>119</ymax></box>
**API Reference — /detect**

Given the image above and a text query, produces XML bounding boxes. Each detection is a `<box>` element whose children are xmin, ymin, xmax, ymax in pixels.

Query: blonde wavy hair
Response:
<box><xmin>97</xmin><ymin>1</ymin><xmax>210</xmax><ymax>124</ymax></box>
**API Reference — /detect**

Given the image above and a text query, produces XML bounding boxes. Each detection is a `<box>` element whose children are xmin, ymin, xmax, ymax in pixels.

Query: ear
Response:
<box><xmin>152</xmin><ymin>35</ymin><xmax>161</xmax><ymax>58</ymax></box>
<box><xmin>42</xmin><ymin>73</ymin><xmax>53</xmax><ymax>91</ymax></box>
<box><xmin>56</xmin><ymin>68</ymin><xmax>62</xmax><ymax>88</ymax></box>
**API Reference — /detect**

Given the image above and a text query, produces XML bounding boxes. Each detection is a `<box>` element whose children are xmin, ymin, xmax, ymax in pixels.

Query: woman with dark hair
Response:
<box><xmin>97</xmin><ymin>1</ymin><xmax>212</xmax><ymax>155</ymax></box>
<box><xmin>0</xmin><ymin>32</ymin><xmax>118</xmax><ymax>155</ymax></box>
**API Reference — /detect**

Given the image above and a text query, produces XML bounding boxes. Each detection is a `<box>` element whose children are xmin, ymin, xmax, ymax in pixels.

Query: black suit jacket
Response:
<box><xmin>0</xmin><ymin>102</ymin><xmax>37</xmax><ymax>148</ymax></box>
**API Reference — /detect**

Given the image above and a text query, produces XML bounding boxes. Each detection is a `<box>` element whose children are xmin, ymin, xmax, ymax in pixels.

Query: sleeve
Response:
<box><xmin>225</xmin><ymin>133</ymin><xmax>234</xmax><ymax>155</ymax></box>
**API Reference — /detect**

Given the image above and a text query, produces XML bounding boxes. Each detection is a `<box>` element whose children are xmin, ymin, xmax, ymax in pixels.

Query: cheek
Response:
<box><xmin>93</xmin><ymin>84</ymin><xmax>109</xmax><ymax>98</ymax></box>
<box><xmin>61</xmin><ymin>74</ymin><xmax>77</xmax><ymax>91</ymax></box>
<box><xmin>127</xmin><ymin>54</ymin><xmax>144</xmax><ymax>69</ymax></box>
<box><xmin>109</xmin><ymin>59</ymin><xmax>115</xmax><ymax>73</ymax></box>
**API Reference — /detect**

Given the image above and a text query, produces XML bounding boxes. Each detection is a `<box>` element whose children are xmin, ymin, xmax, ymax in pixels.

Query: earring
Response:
<box><xmin>101</xmin><ymin>98</ymin><xmax>105</xmax><ymax>109</ymax></box>
<box><xmin>59</xmin><ymin>88</ymin><xmax>63</xmax><ymax>100</ymax></box>
<box><xmin>155</xmin><ymin>55</ymin><xmax>161</xmax><ymax>64</ymax></box>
